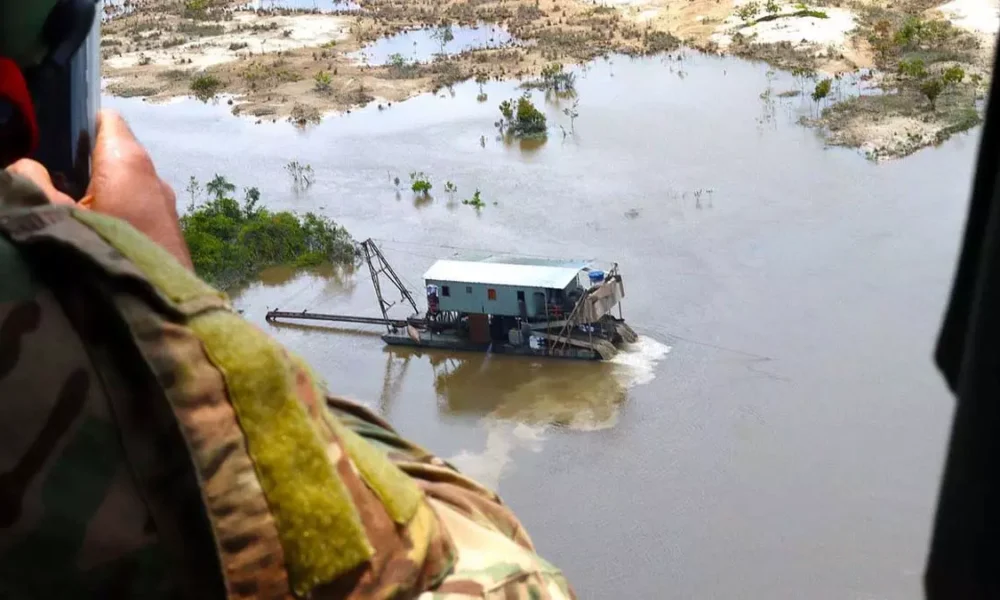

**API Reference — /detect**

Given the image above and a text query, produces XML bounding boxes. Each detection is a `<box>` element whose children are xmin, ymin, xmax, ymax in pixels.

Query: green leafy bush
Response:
<box><xmin>190</xmin><ymin>73</ymin><xmax>222</xmax><ymax>101</ymax></box>
<box><xmin>497</xmin><ymin>94</ymin><xmax>547</xmax><ymax>137</ymax></box>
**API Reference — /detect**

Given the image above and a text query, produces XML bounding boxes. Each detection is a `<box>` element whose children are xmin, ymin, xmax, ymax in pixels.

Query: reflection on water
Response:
<box><xmin>351</xmin><ymin>24</ymin><xmax>516</xmax><ymax>65</ymax></box>
<box><xmin>381</xmin><ymin>337</ymin><xmax>670</xmax><ymax>491</ymax></box>
<box><xmin>380</xmin><ymin>336</ymin><xmax>671</xmax><ymax>430</ymax></box>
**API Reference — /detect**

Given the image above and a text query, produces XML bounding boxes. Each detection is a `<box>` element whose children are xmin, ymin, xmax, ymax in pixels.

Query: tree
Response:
<box><xmin>190</xmin><ymin>73</ymin><xmax>222</xmax><ymax>102</ymax></box>
<box><xmin>475</xmin><ymin>72</ymin><xmax>489</xmax><ymax>102</ymax></box>
<box><xmin>243</xmin><ymin>187</ymin><xmax>262</xmax><ymax>219</ymax></box>
<box><xmin>185</xmin><ymin>176</ymin><xmax>202</xmax><ymax>211</ymax></box>
<box><xmin>314</xmin><ymin>70</ymin><xmax>332</xmax><ymax>92</ymax></box>
<box><xmin>868</xmin><ymin>19</ymin><xmax>894</xmax><ymax>65</ymax></box>
<box><xmin>497</xmin><ymin>93</ymin><xmax>547</xmax><ymax>137</ymax></box>
<box><xmin>812</xmin><ymin>78</ymin><xmax>832</xmax><ymax>102</ymax></box>
<box><xmin>562</xmin><ymin>98</ymin><xmax>580</xmax><ymax>131</ymax></box>
<box><xmin>898</xmin><ymin>58</ymin><xmax>927</xmax><ymax>79</ymax></box>
<box><xmin>432</xmin><ymin>25</ymin><xmax>454</xmax><ymax>53</ymax></box>
<box><xmin>920</xmin><ymin>77</ymin><xmax>944</xmax><ymax>110</ymax></box>
<box><xmin>765</xmin><ymin>0</ymin><xmax>780</xmax><ymax>15</ymax></box>
<box><xmin>181</xmin><ymin>176</ymin><xmax>356</xmax><ymax>289</ymax></box>
<box><xmin>539</xmin><ymin>63</ymin><xmax>576</xmax><ymax>92</ymax></box>
<box><xmin>736</xmin><ymin>1</ymin><xmax>760</xmax><ymax>24</ymax></box>
<box><xmin>206</xmin><ymin>174</ymin><xmax>236</xmax><ymax>200</ymax></box>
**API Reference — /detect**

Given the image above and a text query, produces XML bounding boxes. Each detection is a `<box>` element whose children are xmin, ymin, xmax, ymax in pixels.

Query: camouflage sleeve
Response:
<box><xmin>0</xmin><ymin>171</ymin><xmax>576</xmax><ymax>600</ymax></box>
<box><xmin>328</xmin><ymin>396</ymin><xmax>578</xmax><ymax>599</ymax></box>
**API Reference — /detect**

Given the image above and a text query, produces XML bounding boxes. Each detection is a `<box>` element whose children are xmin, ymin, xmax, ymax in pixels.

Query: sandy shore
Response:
<box><xmin>100</xmin><ymin>0</ymin><xmax>998</xmax><ymax>157</ymax></box>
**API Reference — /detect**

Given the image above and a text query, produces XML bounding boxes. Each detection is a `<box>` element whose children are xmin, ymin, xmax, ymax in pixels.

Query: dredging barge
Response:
<box><xmin>265</xmin><ymin>239</ymin><xmax>637</xmax><ymax>360</ymax></box>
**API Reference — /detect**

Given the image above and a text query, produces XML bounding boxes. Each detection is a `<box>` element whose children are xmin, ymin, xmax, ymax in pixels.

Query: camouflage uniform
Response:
<box><xmin>0</xmin><ymin>170</ymin><xmax>576</xmax><ymax>600</ymax></box>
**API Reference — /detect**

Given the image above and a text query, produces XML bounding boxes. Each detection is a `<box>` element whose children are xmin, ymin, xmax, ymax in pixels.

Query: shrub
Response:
<box><xmin>190</xmin><ymin>73</ymin><xmax>222</xmax><ymax>101</ymax></box>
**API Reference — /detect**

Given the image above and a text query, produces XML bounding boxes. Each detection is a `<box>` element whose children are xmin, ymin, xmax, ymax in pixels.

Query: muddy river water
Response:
<box><xmin>105</xmin><ymin>52</ymin><xmax>979</xmax><ymax>598</ymax></box>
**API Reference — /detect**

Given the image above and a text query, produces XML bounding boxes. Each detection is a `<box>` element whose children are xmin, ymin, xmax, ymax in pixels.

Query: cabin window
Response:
<box><xmin>517</xmin><ymin>291</ymin><xmax>525</xmax><ymax>301</ymax></box>
<box><xmin>466</xmin><ymin>286</ymin><xmax>473</xmax><ymax>294</ymax></box>
<box><xmin>488</xmin><ymin>288</ymin><xmax>497</xmax><ymax>301</ymax></box>
<box><xmin>442</xmin><ymin>286</ymin><xmax>450</xmax><ymax>297</ymax></box>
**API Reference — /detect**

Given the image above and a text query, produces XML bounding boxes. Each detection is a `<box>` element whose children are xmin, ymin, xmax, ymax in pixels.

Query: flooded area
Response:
<box><xmin>350</xmin><ymin>24</ymin><xmax>517</xmax><ymax>65</ymax></box>
<box><xmin>107</xmin><ymin>52</ymin><xmax>975</xmax><ymax>598</ymax></box>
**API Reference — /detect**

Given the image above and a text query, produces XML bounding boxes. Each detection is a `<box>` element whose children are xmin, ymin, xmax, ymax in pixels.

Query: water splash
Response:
<box><xmin>610</xmin><ymin>335</ymin><xmax>673</xmax><ymax>388</ymax></box>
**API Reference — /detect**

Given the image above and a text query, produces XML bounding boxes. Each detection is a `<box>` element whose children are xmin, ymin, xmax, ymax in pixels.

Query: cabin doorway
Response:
<box><xmin>533</xmin><ymin>292</ymin><xmax>546</xmax><ymax>317</ymax></box>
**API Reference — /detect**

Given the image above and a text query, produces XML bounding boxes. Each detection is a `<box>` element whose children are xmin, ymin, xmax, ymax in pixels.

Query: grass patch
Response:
<box><xmin>177</xmin><ymin>21</ymin><xmax>225</xmax><ymax>36</ymax></box>
<box><xmin>158</xmin><ymin>68</ymin><xmax>191</xmax><ymax>81</ymax></box>
<box><xmin>240</xmin><ymin>60</ymin><xmax>303</xmax><ymax>89</ymax></box>
<box><xmin>162</xmin><ymin>36</ymin><xmax>186</xmax><ymax>48</ymax></box>
<box><xmin>644</xmin><ymin>30</ymin><xmax>681</xmax><ymax>54</ymax></box>
<box><xmin>190</xmin><ymin>73</ymin><xmax>223</xmax><ymax>101</ymax></box>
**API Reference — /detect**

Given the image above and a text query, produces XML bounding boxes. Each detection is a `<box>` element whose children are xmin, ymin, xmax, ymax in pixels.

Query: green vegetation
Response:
<box><xmin>562</xmin><ymin>98</ymin><xmax>580</xmax><ymax>131</ymax></box>
<box><xmin>181</xmin><ymin>175</ymin><xmax>356</xmax><ymax>289</ymax></box>
<box><xmin>523</xmin><ymin>63</ymin><xmax>576</xmax><ymax>92</ymax></box>
<box><xmin>497</xmin><ymin>94</ymin><xmax>547</xmax><ymax>138</ymax></box>
<box><xmin>867</xmin><ymin>15</ymin><xmax>974</xmax><ymax>68</ymax></box>
<box><xmin>410</xmin><ymin>172</ymin><xmax>432</xmax><ymax>196</ymax></box>
<box><xmin>190</xmin><ymin>73</ymin><xmax>222</xmax><ymax>101</ymax></box>
<box><xmin>444</xmin><ymin>181</ymin><xmax>458</xmax><ymax>195</ymax></box>
<box><xmin>462</xmin><ymin>189</ymin><xmax>486</xmax><ymax>209</ymax></box>
<box><xmin>475</xmin><ymin>72</ymin><xmax>489</xmax><ymax>102</ymax></box>
<box><xmin>812</xmin><ymin>78</ymin><xmax>831</xmax><ymax>102</ymax></box>
<box><xmin>644</xmin><ymin>31</ymin><xmax>681</xmax><ymax>54</ymax></box>
<box><xmin>898</xmin><ymin>57</ymin><xmax>928</xmax><ymax>78</ymax></box>
<box><xmin>182</xmin><ymin>0</ymin><xmax>212</xmax><ymax>19</ymax></box>
<box><xmin>314</xmin><ymin>70</ymin><xmax>332</xmax><ymax>92</ymax></box>
<box><xmin>240</xmin><ymin>60</ymin><xmax>302</xmax><ymax>91</ymax></box>
<box><xmin>736</xmin><ymin>2</ymin><xmax>760</xmax><ymax>23</ymax></box>
<box><xmin>919</xmin><ymin>66</ymin><xmax>964</xmax><ymax>109</ymax></box>
<box><xmin>432</xmin><ymin>25</ymin><xmax>455</xmax><ymax>53</ymax></box>
<box><xmin>386</xmin><ymin>53</ymin><xmax>418</xmax><ymax>78</ymax></box>
<box><xmin>177</xmin><ymin>21</ymin><xmax>224</xmax><ymax>36</ymax></box>
<box><xmin>740</xmin><ymin>3</ymin><xmax>828</xmax><ymax>26</ymax></box>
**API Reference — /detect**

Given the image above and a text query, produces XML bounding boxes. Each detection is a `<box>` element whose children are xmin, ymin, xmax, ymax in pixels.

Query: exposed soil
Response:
<box><xmin>100</xmin><ymin>0</ymin><xmax>998</xmax><ymax>157</ymax></box>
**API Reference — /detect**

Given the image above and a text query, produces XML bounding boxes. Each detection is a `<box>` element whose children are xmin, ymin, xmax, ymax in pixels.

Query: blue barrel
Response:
<box><xmin>588</xmin><ymin>270</ymin><xmax>605</xmax><ymax>284</ymax></box>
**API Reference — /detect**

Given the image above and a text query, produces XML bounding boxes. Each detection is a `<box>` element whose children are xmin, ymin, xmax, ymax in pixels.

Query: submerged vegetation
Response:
<box><xmin>181</xmin><ymin>175</ymin><xmax>356</xmax><ymax>289</ymax></box>
<box><xmin>462</xmin><ymin>189</ymin><xmax>486</xmax><ymax>209</ymax></box>
<box><xmin>522</xmin><ymin>63</ymin><xmax>576</xmax><ymax>93</ymax></box>
<box><xmin>497</xmin><ymin>94</ymin><xmax>547</xmax><ymax>137</ymax></box>
<box><xmin>410</xmin><ymin>172</ymin><xmax>433</xmax><ymax>196</ymax></box>
<box><xmin>286</xmin><ymin>161</ymin><xmax>315</xmax><ymax>191</ymax></box>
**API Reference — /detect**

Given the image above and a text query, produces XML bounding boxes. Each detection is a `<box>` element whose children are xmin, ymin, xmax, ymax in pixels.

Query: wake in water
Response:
<box><xmin>610</xmin><ymin>335</ymin><xmax>673</xmax><ymax>388</ymax></box>
<box><xmin>447</xmin><ymin>334</ymin><xmax>672</xmax><ymax>491</ymax></box>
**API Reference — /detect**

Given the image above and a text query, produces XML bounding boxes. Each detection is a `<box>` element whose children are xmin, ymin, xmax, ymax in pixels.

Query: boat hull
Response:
<box><xmin>381</xmin><ymin>331</ymin><xmax>605</xmax><ymax>361</ymax></box>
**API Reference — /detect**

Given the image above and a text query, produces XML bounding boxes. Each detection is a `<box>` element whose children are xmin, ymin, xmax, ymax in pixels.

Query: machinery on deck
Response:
<box><xmin>265</xmin><ymin>239</ymin><xmax>637</xmax><ymax>360</ymax></box>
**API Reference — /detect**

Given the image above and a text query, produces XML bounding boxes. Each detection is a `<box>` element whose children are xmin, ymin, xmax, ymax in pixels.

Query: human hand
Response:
<box><xmin>5</xmin><ymin>109</ymin><xmax>192</xmax><ymax>269</ymax></box>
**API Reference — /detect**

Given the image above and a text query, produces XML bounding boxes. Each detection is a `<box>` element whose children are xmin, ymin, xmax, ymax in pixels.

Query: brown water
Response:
<box><xmin>106</xmin><ymin>52</ymin><xmax>979</xmax><ymax>598</ymax></box>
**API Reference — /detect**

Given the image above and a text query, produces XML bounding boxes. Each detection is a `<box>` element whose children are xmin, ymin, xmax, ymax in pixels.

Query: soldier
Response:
<box><xmin>0</xmin><ymin>104</ymin><xmax>576</xmax><ymax>597</ymax></box>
